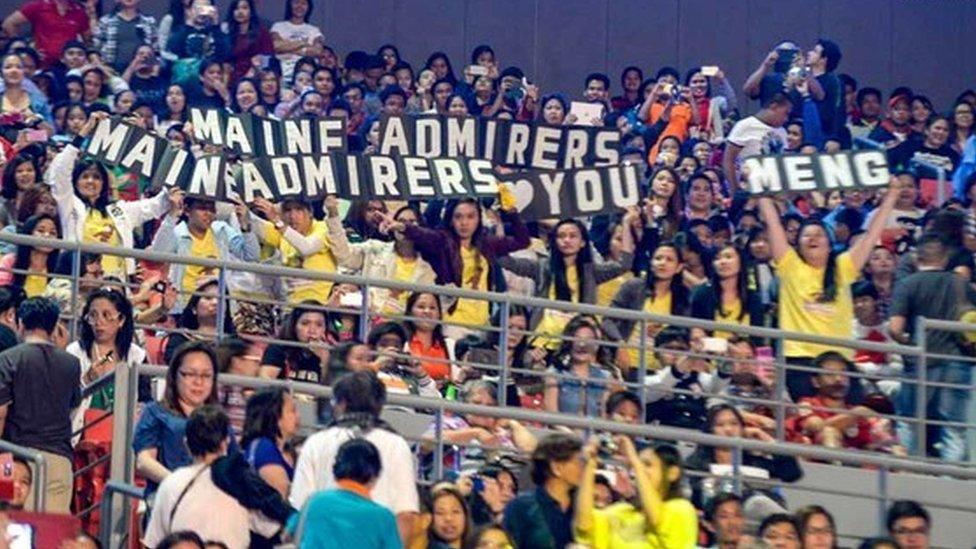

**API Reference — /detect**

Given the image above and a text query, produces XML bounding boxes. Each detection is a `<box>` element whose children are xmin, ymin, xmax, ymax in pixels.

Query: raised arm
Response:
<box><xmin>2</xmin><ymin>11</ymin><xmax>28</xmax><ymax>39</ymax></box>
<box><xmin>743</xmin><ymin>50</ymin><xmax>777</xmax><ymax>98</ymax></box>
<box><xmin>849</xmin><ymin>177</ymin><xmax>899</xmax><ymax>270</ymax></box>
<box><xmin>758</xmin><ymin>196</ymin><xmax>791</xmax><ymax>261</ymax></box>
<box><xmin>573</xmin><ymin>440</ymin><xmax>600</xmax><ymax>540</ymax></box>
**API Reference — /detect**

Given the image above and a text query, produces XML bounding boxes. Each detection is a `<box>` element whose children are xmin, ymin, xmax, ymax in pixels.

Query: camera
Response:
<box><xmin>597</xmin><ymin>435</ymin><xmax>618</xmax><ymax>458</ymax></box>
<box><xmin>787</xmin><ymin>66</ymin><xmax>810</xmax><ymax>80</ymax></box>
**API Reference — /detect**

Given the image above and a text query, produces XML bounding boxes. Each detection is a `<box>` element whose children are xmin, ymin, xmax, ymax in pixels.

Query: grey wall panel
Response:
<box><xmin>819</xmin><ymin>0</ymin><xmax>893</xmax><ymax>102</ymax></box>
<box><xmin>463</xmin><ymin>0</ymin><xmax>536</xmax><ymax>79</ymax></box>
<box><xmin>323</xmin><ymin>0</ymin><xmax>397</xmax><ymax>54</ymax></box>
<box><xmin>891</xmin><ymin>1</ymin><xmax>968</xmax><ymax>109</ymax></box>
<box><xmin>390</xmin><ymin>0</ymin><xmax>465</xmax><ymax>74</ymax></box>
<box><xmin>606</xmin><ymin>0</ymin><xmax>678</xmax><ymax>90</ymax></box>
<box><xmin>677</xmin><ymin>0</ymin><xmax>750</xmax><ymax>100</ymax></box>
<box><xmin>533</xmin><ymin>0</ymin><xmax>608</xmax><ymax>100</ymax></box>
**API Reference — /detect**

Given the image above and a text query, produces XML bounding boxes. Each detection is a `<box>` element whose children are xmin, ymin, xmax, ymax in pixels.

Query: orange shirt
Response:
<box><xmin>408</xmin><ymin>334</ymin><xmax>450</xmax><ymax>380</ymax></box>
<box><xmin>646</xmin><ymin>102</ymin><xmax>693</xmax><ymax>163</ymax></box>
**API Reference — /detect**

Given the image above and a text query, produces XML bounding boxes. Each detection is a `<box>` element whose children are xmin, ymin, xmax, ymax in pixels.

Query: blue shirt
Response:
<box><xmin>288</xmin><ymin>487</ymin><xmax>401</xmax><ymax>549</ymax></box>
<box><xmin>549</xmin><ymin>364</ymin><xmax>613</xmax><ymax>418</ymax></box>
<box><xmin>246</xmin><ymin>437</ymin><xmax>294</xmax><ymax>480</ymax></box>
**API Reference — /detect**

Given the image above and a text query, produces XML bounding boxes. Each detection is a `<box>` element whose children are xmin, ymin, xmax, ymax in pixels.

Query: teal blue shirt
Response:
<box><xmin>288</xmin><ymin>487</ymin><xmax>401</xmax><ymax>549</ymax></box>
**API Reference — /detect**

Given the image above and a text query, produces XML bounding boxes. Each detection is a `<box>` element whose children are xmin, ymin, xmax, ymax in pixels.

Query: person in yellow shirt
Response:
<box><xmin>252</xmin><ymin>196</ymin><xmax>338</xmax><ymax>304</ymax></box>
<box><xmin>0</xmin><ymin>214</ymin><xmax>61</xmax><ymax>297</ymax></box>
<box><xmin>603</xmin><ymin>242</ymin><xmax>690</xmax><ymax>377</ymax></box>
<box><xmin>575</xmin><ymin>436</ymin><xmax>698</xmax><ymax>549</ymax></box>
<box><xmin>758</xmin><ymin>177</ymin><xmax>898</xmax><ymax>400</ymax></box>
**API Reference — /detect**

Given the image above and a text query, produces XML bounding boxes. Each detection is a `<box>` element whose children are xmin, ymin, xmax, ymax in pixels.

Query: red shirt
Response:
<box><xmin>792</xmin><ymin>396</ymin><xmax>873</xmax><ymax>450</ymax></box>
<box><xmin>408</xmin><ymin>334</ymin><xmax>450</xmax><ymax>380</ymax></box>
<box><xmin>20</xmin><ymin>0</ymin><xmax>90</xmax><ymax>68</ymax></box>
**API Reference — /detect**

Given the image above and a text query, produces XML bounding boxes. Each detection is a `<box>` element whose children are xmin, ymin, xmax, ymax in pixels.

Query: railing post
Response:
<box><xmin>496</xmin><ymin>301</ymin><xmax>510</xmax><ymax>407</ymax></box>
<box><xmin>68</xmin><ymin>247</ymin><xmax>82</xmax><ymax>342</ymax></box>
<box><xmin>731</xmin><ymin>444</ymin><xmax>743</xmax><ymax>496</ymax></box>
<box><xmin>877</xmin><ymin>467</ymin><xmax>889</xmax><ymax>537</ymax></box>
<box><xmin>774</xmin><ymin>337</ymin><xmax>787</xmax><ymax>441</ymax></box>
<box><xmin>31</xmin><ymin>452</ymin><xmax>46</xmax><ymax>512</ymax></box>
<box><xmin>936</xmin><ymin>166</ymin><xmax>946</xmax><ymax>207</ymax></box>
<box><xmin>638</xmin><ymin>319</ymin><xmax>648</xmax><ymax>421</ymax></box>
<box><xmin>358</xmin><ymin>282</ymin><xmax>371</xmax><ymax>342</ymax></box>
<box><xmin>215</xmin><ymin>268</ymin><xmax>227</xmax><ymax>343</ymax></box>
<box><xmin>433</xmin><ymin>407</ymin><xmax>445</xmax><ymax>481</ymax></box>
<box><xmin>915</xmin><ymin>318</ymin><xmax>928</xmax><ymax>458</ymax></box>
<box><xmin>106</xmin><ymin>360</ymin><xmax>138</xmax><ymax>546</ymax></box>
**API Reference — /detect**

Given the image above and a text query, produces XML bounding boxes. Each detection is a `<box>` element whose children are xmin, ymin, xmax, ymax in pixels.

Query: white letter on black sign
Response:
<box><xmin>283</xmin><ymin>120</ymin><xmax>313</xmax><ymax>155</ymax></box>
<box><xmin>379</xmin><ymin>117</ymin><xmax>408</xmax><ymax>156</ymax></box>
<box><xmin>431</xmin><ymin>158</ymin><xmax>469</xmax><ymax>196</ymax></box>
<box><xmin>317</xmin><ymin>119</ymin><xmax>345</xmax><ymax>153</ymax></box>
<box><xmin>482</xmin><ymin>120</ymin><xmax>497</xmax><ymax>161</ymax></box>
<box><xmin>608</xmin><ymin>165</ymin><xmax>640</xmax><ymax>207</ymax></box>
<box><xmin>743</xmin><ymin>157</ymin><xmax>783</xmax><ymax>194</ymax></box>
<box><xmin>369</xmin><ymin>156</ymin><xmax>399</xmax><ymax>197</ymax></box>
<box><xmin>190</xmin><ymin>109</ymin><xmax>223</xmax><ymax>146</ymax></box>
<box><xmin>563</xmin><ymin>129</ymin><xmax>588</xmax><ymax>169</ymax></box>
<box><xmin>86</xmin><ymin>119</ymin><xmax>131</xmax><ymax>162</ymax></box>
<box><xmin>261</xmin><ymin>118</ymin><xmax>278</xmax><ymax>156</ymax></box>
<box><xmin>403</xmin><ymin>157</ymin><xmax>436</xmax><ymax>198</ymax></box>
<box><xmin>303</xmin><ymin>156</ymin><xmax>338</xmax><ymax>197</ymax></box>
<box><xmin>225</xmin><ymin>116</ymin><xmax>253</xmax><ymax>155</ymax></box>
<box><xmin>782</xmin><ymin>156</ymin><xmax>817</xmax><ymax>192</ymax></box>
<box><xmin>161</xmin><ymin>148</ymin><xmax>190</xmax><ymax>188</ymax></box>
<box><xmin>594</xmin><ymin>130</ymin><xmax>620</xmax><ymax>166</ymax></box>
<box><xmin>446</xmin><ymin>117</ymin><xmax>477</xmax><ymax>157</ymax></box>
<box><xmin>574</xmin><ymin>170</ymin><xmax>604</xmax><ymax>213</ymax></box>
<box><xmin>240</xmin><ymin>162</ymin><xmax>275</xmax><ymax>202</ymax></box>
<box><xmin>415</xmin><ymin>118</ymin><xmax>442</xmax><ymax>157</ymax></box>
<box><xmin>120</xmin><ymin>133</ymin><xmax>157</xmax><ymax>178</ymax></box>
<box><xmin>187</xmin><ymin>156</ymin><xmax>223</xmax><ymax>198</ymax></box>
<box><xmin>817</xmin><ymin>153</ymin><xmax>854</xmax><ymax>189</ymax></box>
<box><xmin>538</xmin><ymin>172</ymin><xmax>565</xmax><ymax>216</ymax></box>
<box><xmin>851</xmin><ymin>150</ymin><xmax>890</xmax><ymax>187</ymax></box>
<box><xmin>530</xmin><ymin>126</ymin><xmax>560</xmax><ymax>171</ymax></box>
<box><xmin>505</xmin><ymin>124</ymin><xmax>531</xmax><ymax>166</ymax></box>
<box><xmin>467</xmin><ymin>159</ymin><xmax>497</xmax><ymax>195</ymax></box>
<box><xmin>271</xmin><ymin>157</ymin><xmax>302</xmax><ymax>196</ymax></box>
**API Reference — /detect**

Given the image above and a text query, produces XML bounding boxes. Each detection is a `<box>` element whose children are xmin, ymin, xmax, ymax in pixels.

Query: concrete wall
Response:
<box><xmin>4</xmin><ymin>0</ymin><xmax>972</xmax><ymax>111</ymax></box>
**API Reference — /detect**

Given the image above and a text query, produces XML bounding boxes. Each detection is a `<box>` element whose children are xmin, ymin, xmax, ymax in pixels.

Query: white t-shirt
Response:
<box><xmin>289</xmin><ymin>426</ymin><xmax>419</xmax><ymax>515</ymax></box>
<box><xmin>727</xmin><ymin>115</ymin><xmax>788</xmax><ymax>160</ymax></box>
<box><xmin>269</xmin><ymin>20</ymin><xmax>324</xmax><ymax>82</ymax></box>
<box><xmin>144</xmin><ymin>463</ymin><xmax>280</xmax><ymax>549</ymax></box>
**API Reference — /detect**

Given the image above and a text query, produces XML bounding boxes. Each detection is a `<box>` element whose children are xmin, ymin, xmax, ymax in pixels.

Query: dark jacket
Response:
<box><xmin>689</xmin><ymin>282</ymin><xmax>765</xmax><ymax>331</ymax></box>
<box><xmin>404</xmin><ymin>209</ymin><xmax>530</xmax><ymax>292</ymax></box>
<box><xmin>684</xmin><ymin>445</ymin><xmax>802</xmax><ymax>508</ymax></box>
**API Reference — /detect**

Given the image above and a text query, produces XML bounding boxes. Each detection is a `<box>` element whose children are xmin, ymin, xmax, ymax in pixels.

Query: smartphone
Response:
<box><xmin>660</xmin><ymin>83</ymin><xmax>674</xmax><ymax>95</ymax></box>
<box><xmin>701</xmin><ymin>65</ymin><xmax>719</xmax><ymax>77</ymax></box>
<box><xmin>339</xmin><ymin>292</ymin><xmax>364</xmax><ymax>308</ymax></box>
<box><xmin>468</xmin><ymin>64</ymin><xmax>488</xmax><ymax>77</ymax></box>
<box><xmin>153</xmin><ymin>281</ymin><xmax>168</xmax><ymax>293</ymax></box>
<box><xmin>23</xmin><ymin>129</ymin><xmax>47</xmax><ymax>143</ymax></box>
<box><xmin>6</xmin><ymin>523</ymin><xmax>33</xmax><ymax>549</ymax></box>
<box><xmin>702</xmin><ymin>337</ymin><xmax>729</xmax><ymax>354</ymax></box>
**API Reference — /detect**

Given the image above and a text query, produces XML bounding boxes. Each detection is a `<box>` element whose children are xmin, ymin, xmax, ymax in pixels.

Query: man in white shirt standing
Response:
<box><xmin>144</xmin><ymin>406</ymin><xmax>281</xmax><ymax>549</ymax></box>
<box><xmin>723</xmin><ymin>92</ymin><xmax>793</xmax><ymax>187</ymax></box>
<box><xmin>290</xmin><ymin>371</ymin><xmax>419</xmax><ymax>543</ymax></box>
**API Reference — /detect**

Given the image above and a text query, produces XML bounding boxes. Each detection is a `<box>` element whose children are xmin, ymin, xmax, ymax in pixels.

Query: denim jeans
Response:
<box><xmin>896</xmin><ymin>361</ymin><xmax>972</xmax><ymax>462</ymax></box>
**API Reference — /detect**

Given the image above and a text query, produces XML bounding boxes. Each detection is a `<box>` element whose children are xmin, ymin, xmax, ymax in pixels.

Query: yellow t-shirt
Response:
<box><xmin>714</xmin><ymin>298</ymin><xmax>748</xmax><ymax>340</ymax></box>
<box><xmin>534</xmin><ymin>265</ymin><xmax>580</xmax><ymax>350</ymax></box>
<box><xmin>445</xmin><ymin>245</ymin><xmax>489</xmax><ymax>328</ymax></box>
<box><xmin>182</xmin><ymin>228</ymin><xmax>220</xmax><ymax>296</ymax></box>
<box><xmin>83</xmin><ymin>210</ymin><xmax>124</xmax><ymax>279</ymax></box>
<box><xmin>264</xmin><ymin>220</ymin><xmax>337</xmax><ymax>303</ymax></box>
<box><xmin>625</xmin><ymin>292</ymin><xmax>671</xmax><ymax>370</ymax></box>
<box><xmin>386</xmin><ymin>255</ymin><xmax>418</xmax><ymax>313</ymax></box>
<box><xmin>775</xmin><ymin>248</ymin><xmax>857</xmax><ymax>358</ymax></box>
<box><xmin>576</xmin><ymin>499</ymin><xmax>699</xmax><ymax>549</ymax></box>
<box><xmin>24</xmin><ymin>274</ymin><xmax>47</xmax><ymax>297</ymax></box>
<box><xmin>597</xmin><ymin>272</ymin><xmax>634</xmax><ymax>307</ymax></box>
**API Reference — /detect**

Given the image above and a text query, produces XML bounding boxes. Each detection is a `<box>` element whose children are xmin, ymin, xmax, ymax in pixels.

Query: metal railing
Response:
<box><xmin>0</xmin><ymin>439</ymin><xmax>47</xmax><ymax>512</ymax></box>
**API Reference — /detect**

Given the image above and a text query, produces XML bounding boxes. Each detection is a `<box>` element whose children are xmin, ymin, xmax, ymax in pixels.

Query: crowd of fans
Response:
<box><xmin>0</xmin><ymin>0</ymin><xmax>970</xmax><ymax>547</ymax></box>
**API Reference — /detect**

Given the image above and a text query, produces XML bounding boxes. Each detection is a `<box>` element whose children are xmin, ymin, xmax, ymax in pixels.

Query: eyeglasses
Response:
<box><xmin>178</xmin><ymin>370</ymin><xmax>214</xmax><ymax>382</ymax></box>
<box><xmin>85</xmin><ymin>311</ymin><xmax>122</xmax><ymax>325</ymax></box>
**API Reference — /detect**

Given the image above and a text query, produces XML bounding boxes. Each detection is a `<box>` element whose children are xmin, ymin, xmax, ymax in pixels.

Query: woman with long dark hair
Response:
<box><xmin>604</xmin><ymin>241</ymin><xmax>690</xmax><ymax>375</ymax></box>
<box><xmin>69</xmin><ymin>288</ymin><xmax>144</xmax><ymax>412</ymax></box>
<box><xmin>424</xmin><ymin>52</ymin><xmax>457</xmax><ymax>86</ymax></box>
<box><xmin>0</xmin><ymin>154</ymin><xmax>39</xmax><ymax>227</ymax></box>
<box><xmin>690</xmin><ymin>244</ymin><xmax>764</xmax><ymax>340</ymax></box>
<box><xmin>163</xmin><ymin>278</ymin><xmax>235</xmax><ymax>364</ymax></box>
<box><xmin>758</xmin><ymin>178</ymin><xmax>897</xmax><ymax>399</ymax></box>
<box><xmin>47</xmin><ymin>112</ymin><xmax>177</xmax><ymax>281</ymax></box>
<box><xmin>132</xmin><ymin>341</ymin><xmax>221</xmax><ymax>494</ymax></box>
<box><xmin>0</xmin><ymin>214</ymin><xmax>60</xmax><ymax>297</ymax></box>
<box><xmin>403</xmin><ymin>291</ymin><xmax>455</xmax><ymax>384</ymax></box>
<box><xmin>259</xmin><ymin>300</ymin><xmax>330</xmax><ymax>383</ymax></box>
<box><xmin>241</xmin><ymin>387</ymin><xmax>299</xmax><ymax>498</ymax></box>
<box><xmin>498</xmin><ymin>216</ymin><xmax>635</xmax><ymax>347</ymax></box>
<box><xmin>157</xmin><ymin>84</ymin><xmax>188</xmax><ymax>135</ymax></box>
<box><xmin>223</xmin><ymin>0</ymin><xmax>273</xmax><ymax>82</ymax></box>
<box><xmin>544</xmin><ymin>315</ymin><xmax>619</xmax><ymax>417</ymax></box>
<box><xmin>392</xmin><ymin>194</ymin><xmax>529</xmax><ymax>338</ymax></box>
<box><xmin>428</xmin><ymin>485</ymin><xmax>471</xmax><ymax>549</ymax></box>
<box><xmin>634</xmin><ymin>168</ymin><xmax>684</xmax><ymax>275</ymax></box>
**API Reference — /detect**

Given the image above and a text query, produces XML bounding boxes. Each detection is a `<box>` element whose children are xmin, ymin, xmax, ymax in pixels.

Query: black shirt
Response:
<box><xmin>0</xmin><ymin>325</ymin><xmax>17</xmax><ymax>354</ymax></box>
<box><xmin>890</xmin><ymin>270</ymin><xmax>976</xmax><ymax>357</ymax></box>
<box><xmin>888</xmin><ymin>140</ymin><xmax>960</xmax><ymax>179</ymax></box>
<box><xmin>261</xmin><ymin>343</ymin><xmax>323</xmax><ymax>384</ymax></box>
<box><xmin>0</xmin><ymin>342</ymin><xmax>81</xmax><ymax>459</ymax></box>
<box><xmin>503</xmin><ymin>487</ymin><xmax>574</xmax><ymax>549</ymax></box>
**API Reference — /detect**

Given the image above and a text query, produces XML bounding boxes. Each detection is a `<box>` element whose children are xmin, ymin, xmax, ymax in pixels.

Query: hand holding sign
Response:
<box><xmin>252</xmin><ymin>197</ymin><xmax>280</xmax><ymax>224</ymax></box>
<box><xmin>167</xmin><ymin>187</ymin><xmax>185</xmax><ymax>218</ymax></box>
<box><xmin>80</xmin><ymin>111</ymin><xmax>110</xmax><ymax>138</ymax></box>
